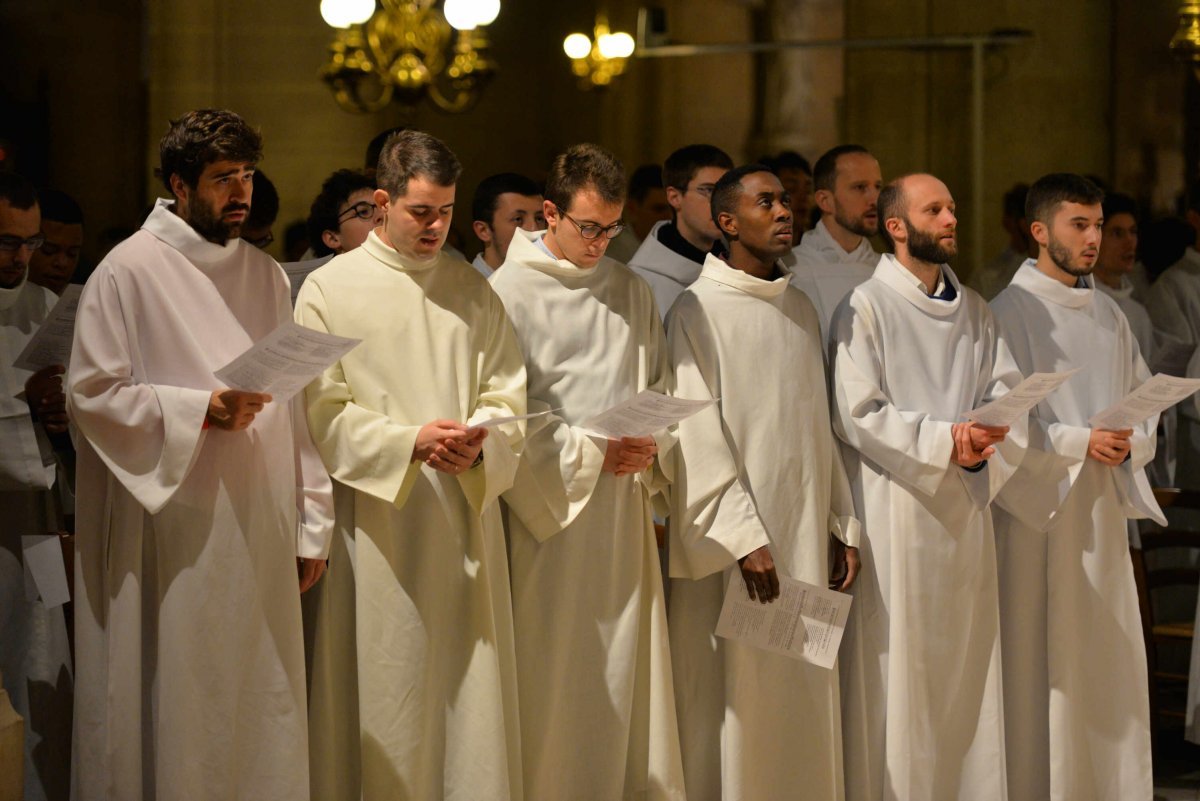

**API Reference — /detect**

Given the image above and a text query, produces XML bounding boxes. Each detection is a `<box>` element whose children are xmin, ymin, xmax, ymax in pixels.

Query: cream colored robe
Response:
<box><xmin>830</xmin><ymin>254</ymin><xmax>1026</xmax><ymax>801</ymax></box>
<box><xmin>666</xmin><ymin>254</ymin><xmax>860</xmax><ymax>801</ymax></box>
<box><xmin>786</xmin><ymin>218</ymin><xmax>878</xmax><ymax>345</ymax></box>
<box><xmin>489</xmin><ymin>230</ymin><xmax>685</xmax><ymax>801</ymax></box>
<box><xmin>296</xmin><ymin>232</ymin><xmax>527</xmax><ymax>801</ymax></box>
<box><xmin>1146</xmin><ymin>246</ymin><xmax>1200</xmax><ymax>489</ymax></box>
<box><xmin>0</xmin><ymin>273</ymin><xmax>72</xmax><ymax>801</ymax></box>
<box><xmin>68</xmin><ymin>199</ymin><xmax>334</xmax><ymax>801</ymax></box>
<box><xmin>991</xmin><ymin>263</ymin><xmax>1161</xmax><ymax>801</ymax></box>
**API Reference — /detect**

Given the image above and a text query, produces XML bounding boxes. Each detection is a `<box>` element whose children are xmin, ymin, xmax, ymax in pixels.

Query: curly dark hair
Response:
<box><xmin>158</xmin><ymin>109</ymin><xmax>263</xmax><ymax>193</ymax></box>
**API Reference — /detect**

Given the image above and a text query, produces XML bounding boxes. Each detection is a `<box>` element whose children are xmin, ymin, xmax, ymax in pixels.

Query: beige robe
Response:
<box><xmin>489</xmin><ymin>229</ymin><xmax>685</xmax><ymax>801</ymax></box>
<box><xmin>666</xmin><ymin>254</ymin><xmax>860</xmax><ymax>801</ymax></box>
<box><xmin>296</xmin><ymin>232</ymin><xmax>527</xmax><ymax>801</ymax></box>
<box><xmin>68</xmin><ymin>199</ymin><xmax>333</xmax><ymax>801</ymax></box>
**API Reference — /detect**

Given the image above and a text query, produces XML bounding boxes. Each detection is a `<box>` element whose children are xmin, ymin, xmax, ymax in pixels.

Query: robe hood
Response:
<box><xmin>142</xmin><ymin>198</ymin><xmax>246</xmax><ymax>268</ymax></box>
<box><xmin>0</xmin><ymin>269</ymin><xmax>28</xmax><ymax>311</ymax></box>
<box><xmin>505</xmin><ymin>227</ymin><xmax>612</xmax><ymax>280</ymax></box>
<box><xmin>1010</xmin><ymin>259</ymin><xmax>1093</xmax><ymax>309</ymax></box>
<box><xmin>698</xmin><ymin>253</ymin><xmax>791</xmax><ymax>299</ymax></box>
<box><xmin>361</xmin><ymin>229</ymin><xmax>445</xmax><ymax>273</ymax></box>
<box><xmin>873</xmin><ymin>253</ymin><xmax>963</xmax><ymax>317</ymax></box>
<box><xmin>629</xmin><ymin>220</ymin><xmax>705</xmax><ymax>284</ymax></box>
<box><xmin>793</xmin><ymin>218</ymin><xmax>878</xmax><ymax>265</ymax></box>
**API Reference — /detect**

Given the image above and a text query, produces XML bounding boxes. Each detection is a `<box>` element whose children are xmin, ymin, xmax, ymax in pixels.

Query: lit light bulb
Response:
<box><xmin>443</xmin><ymin>0</ymin><xmax>477</xmax><ymax>31</ymax></box>
<box><xmin>563</xmin><ymin>33</ymin><xmax>592</xmax><ymax>60</ymax></box>
<box><xmin>320</xmin><ymin>0</ymin><xmax>375</xmax><ymax>28</ymax></box>
<box><xmin>473</xmin><ymin>0</ymin><xmax>500</xmax><ymax>27</ymax></box>
<box><xmin>597</xmin><ymin>31</ymin><xmax>635</xmax><ymax>59</ymax></box>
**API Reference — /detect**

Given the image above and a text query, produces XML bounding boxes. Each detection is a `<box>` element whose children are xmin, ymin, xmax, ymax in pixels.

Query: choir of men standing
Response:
<box><xmin>37</xmin><ymin>106</ymin><xmax>1176</xmax><ymax>801</ymax></box>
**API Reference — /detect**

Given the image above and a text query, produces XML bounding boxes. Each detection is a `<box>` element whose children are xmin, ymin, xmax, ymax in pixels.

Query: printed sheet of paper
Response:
<box><xmin>22</xmin><ymin>535</ymin><xmax>70</xmax><ymax>609</ymax></box>
<box><xmin>12</xmin><ymin>284</ymin><xmax>84</xmax><ymax>372</ymax></box>
<box><xmin>213</xmin><ymin>321</ymin><xmax>361</xmax><ymax>402</ymax></box>
<box><xmin>472</xmin><ymin>409</ymin><xmax>557</xmax><ymax>429</ymax></box>
<box><xmin>1088</xmin><ymin>373</ymin><xmax>1200</xmax><ymax>430</ymax></box>
<box><xmin>964</xmin><ymin>368</ymin><xmax>1080</xmax><ymax>428</ymax></box>
<box><xmin>715</xmin><ymin>571</ymin><xmax>852</xmax><ymax>670</ymax></box>
<box><xmin>580</xmin><ymin>390</ymin><xmax>715</xmax><ymax>439</ymax></box>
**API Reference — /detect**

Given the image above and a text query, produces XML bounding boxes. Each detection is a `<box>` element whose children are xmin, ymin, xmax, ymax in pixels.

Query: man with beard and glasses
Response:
<box><xmin>787</xmin><ymin>145</ymin><xmax>882</xmax><ymax>345</ymax></box>
<box><xmin>830</xmin><ymin>173</ymin><xmax>1025</xmax><ymax>801</ymax></box>
<box><xmin>990</xmin><ymin>173</ymin><xmax>1163</xmax><ymax>801</ymax></box>
<box><xmin>666</xmin><ymin>164</ymin><xmax>861</xmax><ymax>800</ymax></box>
<box><xmin>628</xmin><ymin>144</ymin><xmax>733</xmax><ymax>319</ymax></box>
<box><xmin>296</xmin><ymin>130</ymin><xmax>527</xmax><ymax>801</ymax></box>
<box><xmin>68</xmin><ymin>109</ymin><xmax>334</xmax><ymax>800</ymax></box>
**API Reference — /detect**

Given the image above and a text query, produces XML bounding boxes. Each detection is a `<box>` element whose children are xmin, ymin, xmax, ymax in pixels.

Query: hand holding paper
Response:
<box><xmin>581</xmin><ymin>390</ymin><xmax>715</xmax><ymax>439</ymax></box>
<box><xmin>715</xmin><ymin>571</ymin><xmax>852</xmax><ymax>670</ymax></box>
<box><xmin>212</xmin><ymin>320</ymin><xmax>361</xmax><ymax>402</ymax></box>
<box><xmin>1088</xmin><ymin>373</ymin><xmax>1200</xmax><ymax>430</ymax></box>
<box><xmin>12</xmin><ymin>284</ymin><xmax>83</xmax><ymax>372</ymax></box>
<box><xmin>964</xmin><ymin>369</ymin><xmax>1080</xmax><ymax>428</ymax></box>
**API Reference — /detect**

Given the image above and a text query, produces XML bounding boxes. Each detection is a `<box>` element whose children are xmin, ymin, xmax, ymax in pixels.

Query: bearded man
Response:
<box><xmin>991</xmin><ymin>173</ymin><xmax>1162</xmax><ymax>801</ymax></box>
<box><xmin>830</xmin><ymin>173</ymin><xmax>1025</xmax><ymax>801</ymax></box>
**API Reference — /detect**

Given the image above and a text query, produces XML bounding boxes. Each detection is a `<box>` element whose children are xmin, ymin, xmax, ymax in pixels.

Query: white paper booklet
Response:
<box><xmin>715</xmin><ymin>570</ymin><xmax>852</xmax><ymax>670</ymax></box>
<box><xmin>964</xmin><ymin>368</ymin><xmax>1080</xmax><ymax>428</ymax></box>
<box><xmin>1088</xmin><ymin>373</ymin><xmax>1200</xmax><ymax>430</ymax></box>
<box><xmin>580</xmin><ymin>390</ymin><xmax>714</xmax><ymax>439</ymax></box>
<box><xmin>213</xmin><ymin>321</ymin><xmax>361</xmax><ymax>402</ymax></box>
<box><xmin>12</xmin><ymin>284</ymin><xmax>84</xmax><ymax>372</ymax></box>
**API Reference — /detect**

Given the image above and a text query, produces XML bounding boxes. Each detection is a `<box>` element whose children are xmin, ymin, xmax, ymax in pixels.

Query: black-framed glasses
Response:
<box><xmin>338</xmin><ymin>200</ymin><xmax>378</xmax><ymax>224</ymax></box>
<box><xmin>0</xmin><ymin>234</ymin><xmax>44</xmax><ymax>253</ymax></box>
<box><xmin>556</xmin><ymin>206</ymin><xmax>625</xmax><ymax>240</ymax></box>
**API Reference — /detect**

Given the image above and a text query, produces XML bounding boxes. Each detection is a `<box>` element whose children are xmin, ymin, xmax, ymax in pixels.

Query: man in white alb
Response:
<box><xmin>831</xmin><ymin>172</ymin><xmax>1025</xmax><ymax>801</ymax></box>
<box><xmin>68</xmin><ymin>108</ymin><xmax>333</xmax><ymax>800</ymax></box>
<box><xmin>667</xmin><ymin>163</ymin><xmax>861</xmax><ymax>801</ymax></box>
<box><xmin>469</xmin><ymin>172</ymin><xmax>544</xmax><ymax>279</ymax></box>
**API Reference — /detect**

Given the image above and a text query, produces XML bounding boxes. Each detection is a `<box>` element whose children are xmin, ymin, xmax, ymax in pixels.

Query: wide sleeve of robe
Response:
<box><xmin>997</xmin><ymin>313</ymin><xmax>1159</xmax><ymax>530</ymax></box>
<box><xmin>831</xmin><ymin>292</ymin><xmax>955</xmax><ymax>498</ymax></box>
<box><xmin>666</xmin><ymin>299</ymin><xmax>770</xmax><ymax>579</ymax></box>
<box><xmin>295</xmin><ymin>278</ymin><xmax>425</xmax><ymax>509</ymax></box>
<box><xmin>459</xmin><ymin>290</ymin><xmax>527</xmax><ymax>516</ymax></box>
<box><xmin>67</xmin><ymin>264</ymin><xmax>211</xmax><ymax>514</ymax></box>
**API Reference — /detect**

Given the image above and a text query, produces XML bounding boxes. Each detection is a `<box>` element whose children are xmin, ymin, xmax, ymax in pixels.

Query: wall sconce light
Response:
<box><xmin>319</xmin><ymin>0</ymin><xmax>501</xmax><ymax>113</ymax></box>
<box><xmin>563</xmin><ymin>16</ymin><xmax>636</xmax><ymax>88</ymax></box>
<box><xmin>1171</xmin><ymin>0</ymin><xmax>1200</xmax><ymax>81</ymax></box>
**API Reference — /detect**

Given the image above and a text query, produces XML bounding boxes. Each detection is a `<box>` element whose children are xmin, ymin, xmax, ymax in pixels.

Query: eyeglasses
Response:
<box><xmin>338</xmin><ymin>200</ymin><xmax>378</xmax><ymax>224</ymax></box>
<box><xmin>0</xmin><ymin>234</ymin><xmax>45</xmax><ymax>253</ymax></box>
<box><xmin>689</xmin><ymin>184</ymin><xmax>716</xmax><ymax>198</ymax></box>
<box><xmin>556</xmin><ymin>206</ymin><xmax>625</xmax><ymax>240</ymax></box>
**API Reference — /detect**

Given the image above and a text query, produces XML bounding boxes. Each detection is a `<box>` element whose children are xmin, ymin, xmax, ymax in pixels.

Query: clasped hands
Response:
<box><xmin>25</xmin><ymin>364</ymin><xmax>69</xmax><ymax>435</ymax></box>
<box><xmin>1088</xmin><ymin>427</ymin><xmax>1132</xmax><ymax>466</ymax></box>
<box><xmin>413</xmin><ymin>420</ymin><xmax>487</xmax><ymax>475</ymax></box>
<box><xmin>949</xmin><ymin>421</ymin><xmax>1009</xmax><ymax>468</ymax></box>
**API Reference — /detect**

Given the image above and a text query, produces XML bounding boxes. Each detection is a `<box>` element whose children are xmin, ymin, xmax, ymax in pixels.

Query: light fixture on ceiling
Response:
<box><xmin>562</xmin><ymin>16</ymin><xmax>636</xmax><ymax>89</ymax></box>
<box><xmin>1171</xmin><ymin>0</ymin><xmax>1200</xmax><ymax>81</ymax></box>
<box><xmin>319</xmin><ymin>0</ymin><xmax>500</xmax><ymax>113</ymax></box>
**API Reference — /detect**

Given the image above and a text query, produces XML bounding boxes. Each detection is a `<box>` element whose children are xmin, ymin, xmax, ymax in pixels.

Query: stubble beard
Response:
<box><xmin>1048</xmin><ymin>237</ymin><xmax>1094</xmax><ymax>278</ymax></box>
<box><xmin>834</xmin><ymin>206</ymin><xmax>876</xmax><ymax>239</ymax></box>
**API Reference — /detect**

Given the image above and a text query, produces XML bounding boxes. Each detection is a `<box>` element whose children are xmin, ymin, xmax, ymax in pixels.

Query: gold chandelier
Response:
<box><xmin>319</xmin><ymin>0</ymin><xmax>500</xmax><ymax>113</ymax></box>
<box><xmin>1172</xmin><ymin>1</ymin><xmax>1200</xmax><ymax>81</ymax></box>
<box><xmin>563</xmin><ymin>15</ymin><xmax>636</xmax><ymax>88</ymax></box>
